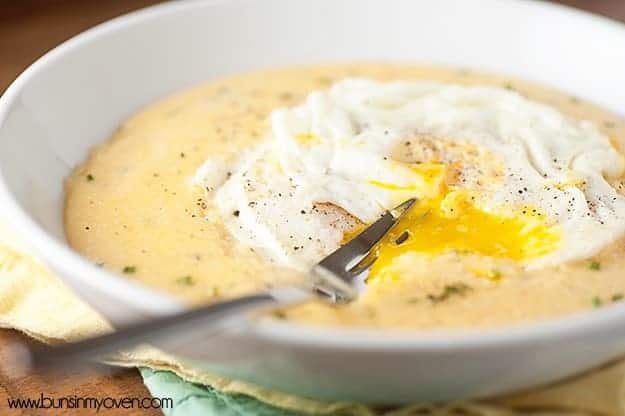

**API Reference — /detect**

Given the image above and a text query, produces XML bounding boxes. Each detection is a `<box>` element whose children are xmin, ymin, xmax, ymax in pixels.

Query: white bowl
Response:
<box><xmin>2</xmin><ymin>0</ymin><xmax>625</xmax><ymax>404</ymax></box>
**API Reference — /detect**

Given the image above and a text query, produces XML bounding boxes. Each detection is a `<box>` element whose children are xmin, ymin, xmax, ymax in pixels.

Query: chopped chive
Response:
<box><xmin>317</xmin><ymin>76</ymin><xmax>333</xmax><ymax>86</ymax></box>
<box><xmin>427</xmin><ymin>283</ymin><xmax>472</xmax><ymax>303</ymax></box>
<box><xmin>489</xmin><ymin>269</ymin><xmax>503</xmax><ymax>281</ymax></box>
<box><xmin>592</xmin><ymin>296</ymin><xmax>602</xmax><ymax>308</ymax></box>
<box><xmin>278</xmin><ymin>92</ymin><xmax>293</xmax><ymax>101</ymax></box>
<box><xmin>272</xmin><ymin>310</ymin><xmax>287</xmax><ymax>320</ymax></box>
<box><xmin>589</xmin><ymin>261</ymin><xmax>601</xmax><ymax>271</ymax></box>
<box><xmin>176</xmin><ymin>275</ymin><xmax>194</xmax><ymax>286</ymax></box>
<box><xmin>122</xmin><ymin>266</ymin><xmax>137</xmax><ymax>274</ymax></box>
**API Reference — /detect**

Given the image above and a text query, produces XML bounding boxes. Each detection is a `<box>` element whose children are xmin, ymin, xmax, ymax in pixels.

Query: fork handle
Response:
<box><xmin>28</xmin><ymin>288</ymin><xmax>309</xmax><ymax>371</ymax></box>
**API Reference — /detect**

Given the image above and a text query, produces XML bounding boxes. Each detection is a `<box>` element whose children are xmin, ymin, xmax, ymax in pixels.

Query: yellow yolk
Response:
<box><xmin>295</xmin><ymin>132</ymin><xmax>321</xmax><ymax>146</ymax></box>
<box><xmin>367</xmin><ymin>180</ymin><xmax>421</xmax><ymax>191</ymax></box>
<box><xmin>468</xmin><ymin>267</ymin><xmax>505</xmax><ymax>281</ymax></box>
<box><xmin>551</xmin><ymin>169</ymin><xmax>586</xmax><ymax>190</ymax></box>
<box><xmin>408</xmin><ymin>162</ymin><xmax>448</xmax><ymax>179</ymax></box>
<box><xmin>368</xmin><ymin>163</ymin><xmax>447</xmax><ymax>196</ymax></box>
<box><xmin>360</xmin><ymin>163</ymin><xmax>560</xmax><ymax>281</ymax></box>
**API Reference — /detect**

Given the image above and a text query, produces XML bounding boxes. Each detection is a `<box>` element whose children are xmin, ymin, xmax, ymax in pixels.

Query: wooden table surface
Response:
<box><xmin>1</xmin><ymin>1</ymin><xmax>624</xmax><ymax>414</ymax></box>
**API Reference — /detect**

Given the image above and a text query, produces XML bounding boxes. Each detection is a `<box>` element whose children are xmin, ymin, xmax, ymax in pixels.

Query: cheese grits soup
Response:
<box><xmin>64</xmin><ymin>64</ymin><xmax>625</xmax><ymax>329</ymax></box>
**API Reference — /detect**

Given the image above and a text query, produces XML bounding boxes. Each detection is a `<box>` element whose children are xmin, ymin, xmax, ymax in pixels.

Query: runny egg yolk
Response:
<box><xmin>364</xmin><ymin>163</ymin><xmax>560</xmax><ymax>281</ymax></box>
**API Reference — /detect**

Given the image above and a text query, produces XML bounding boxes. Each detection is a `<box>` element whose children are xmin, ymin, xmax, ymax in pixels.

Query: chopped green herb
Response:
<box><xmin>122</xmin><ymin>266</ymin><xmax>137</xmax><ymax>274</ymax></box>
<box><xmin>488</xmin><ymin>269</ymin><xmax>503</xmax><ymax>281</ymax></box>
<box><xmin>86</xmin><ymin>174</ymin><xmax>95</xmax><ymax>181</ymax></box>
<box><xmin>272</xmin><ymin>310</ymin><xmax>287</xmax><ymax>320</ymax></box>
<box><xmin>503</xmin><ymin>83</ymin><xmax>514</xmax><ymax>91</ymax></box>
<box><xmin>612</xmin><ymin>293</ymin><xmax>623</xmax><ymax>302</ymax></box>
<box><xmin>589</xmin><ymin>260</ymin><xmax>601</xmax><ymax>271</ymax></box>
<box><xmin>176</xmin><ymin>275</ymin><xmax>194</xmax><ymax>286</ymax></box>
<box><xmin>95</xmin><ymin>262</ymin><xmax>104</xmax><ymax>268</ymax></box>
<box><xmin>592</xmin><ymin>296</ymin><xmax>602</xmax><ymax>308</ymax></box>
<box><xmin>364</xmin><ymin>307</ymin><xmax>377</xmax><ymax>319</ymax></box>
<box><xmin>317</xmin><ymin>76</ymin><xmax>333</xmax><ymax>86</ymax></box>
<box><xmin>427</xmin><ymin>283</ymin><xmax>472</xmax><ymax>303</ymax></box>
<box><xmin>278</xmin><ymin>92</ymin><xmax>293</xmax><ymax>101</ymax></box>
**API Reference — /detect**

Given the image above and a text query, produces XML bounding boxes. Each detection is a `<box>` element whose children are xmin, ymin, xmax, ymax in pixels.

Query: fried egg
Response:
<box><xmin>194</xmin><ymin>79</ymin><xmax>625</xmax><ymax>278</ymax></box>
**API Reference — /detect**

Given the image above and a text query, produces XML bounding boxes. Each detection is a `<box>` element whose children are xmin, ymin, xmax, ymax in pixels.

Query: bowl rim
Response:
<box><xmin>1</xmin><ymin>0</ymin><xmax>625</xmax><ymax>348</ymax></box>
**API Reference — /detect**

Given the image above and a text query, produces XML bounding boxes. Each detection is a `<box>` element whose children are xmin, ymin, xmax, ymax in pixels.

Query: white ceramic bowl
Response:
<box><xmin>2</xmin><ymin>0</ymin><xmax>625</xmax><ymax>404</ymax></box>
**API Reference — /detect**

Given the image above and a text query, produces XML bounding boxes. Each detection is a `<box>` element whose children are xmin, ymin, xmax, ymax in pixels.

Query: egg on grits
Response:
<box><xmin>64</xmin><ymin>64</ymin><xmax>625</xmax><ymax>329</ymax></box>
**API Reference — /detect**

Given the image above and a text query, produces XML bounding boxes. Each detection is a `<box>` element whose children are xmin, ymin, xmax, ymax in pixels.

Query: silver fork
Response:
<box><xmin>27</xmin><ymin>198</ymin><xmax>416</xmax><ymax>370</ymax></box>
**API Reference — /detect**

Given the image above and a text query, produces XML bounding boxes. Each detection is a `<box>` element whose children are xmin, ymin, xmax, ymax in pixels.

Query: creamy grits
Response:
<box><xmin>65</xmin><ymin>64</ymin><xmax>625</xmax><ymax>329</ymax></box>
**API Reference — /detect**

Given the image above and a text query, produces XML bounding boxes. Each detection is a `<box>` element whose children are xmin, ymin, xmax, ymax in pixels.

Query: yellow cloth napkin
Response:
<box><xmin>0</xmin><ymin>218</ymin><xmax>622</xmax><ymax>415</ymax></box>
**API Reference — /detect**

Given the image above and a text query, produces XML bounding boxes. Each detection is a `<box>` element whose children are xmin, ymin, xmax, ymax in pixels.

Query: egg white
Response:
<box><xmin>194</xmin><ymin>79</ymin><xmax>625</xmax><ymax>271</ymax></box>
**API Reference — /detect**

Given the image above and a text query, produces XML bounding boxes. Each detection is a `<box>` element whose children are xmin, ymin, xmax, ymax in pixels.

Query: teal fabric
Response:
<box><xmin>140</xmin><ymin>368</ymin><xmax>313</xmax><ymax>416</ymax></box>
